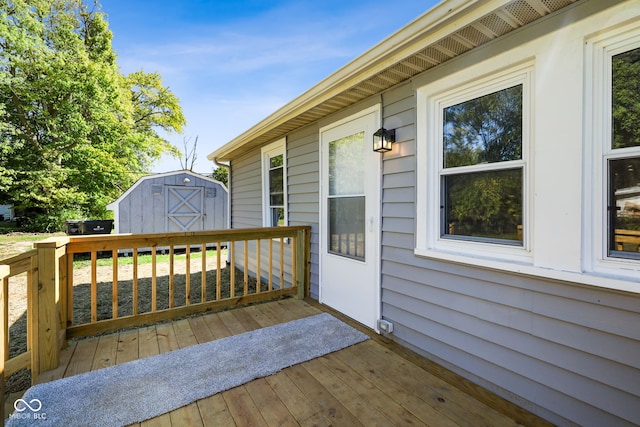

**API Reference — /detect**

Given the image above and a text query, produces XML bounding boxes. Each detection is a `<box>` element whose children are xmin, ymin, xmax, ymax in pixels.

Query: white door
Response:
<box><xmin>166</xmin><ymin>186</ymin><xmax>205</xmax><ymax>232</ymax></box>
<box><xmin>319</xmin><ymin>107</ymin><xmax>381</xmax><ymax>330</ymax></box>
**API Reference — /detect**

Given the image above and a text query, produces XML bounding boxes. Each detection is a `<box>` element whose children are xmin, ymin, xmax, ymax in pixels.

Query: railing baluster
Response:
<box><xmin>216</xmin><ymin>242</ymin><xmax>221</xmax><ymax>301</ymax></box>
<box><xmin>243</xmin><ymin>240</ymin><xmax>249</xmax><ymax>296</ymax></box>
<box><xmin>91</xmin><ymin>251</ymin><xmax>97</xmax><ymax>323</ymax></box>
<box><xmin>230</xmin><ymin>243</ymin><xmax>235</xmax><ymax>298</ymax></box>
<box><xmin>256</xmin><ymin>239</ymin><xmax>261</xmax><ymax>294</ymax></box>
<box><xmin>268</xmin><ymin>238</ymin><xmax>273</xmax><ymax>292</ymax></box>
<box><xmin>152</xmin><ymin>247</ymin><xmax>157</xmax><ymax>312</ymax></box>
<box><xmin>201</xmin><ymin>243</ymin><xmax>207</xmax><ymax>302</ymax></box>
<box><xmin>169</xmin><ymin>245</ymin><xmax>174</xmax><ymax>309</ymax></box>
<box><xmin>133</xmin><ymin>248</ymin><xmax>138</xmax><ymax>316</ymax></box>
<box><xmin>112</xmin><ymin>249</ymin><xmax>118</xmax><ymax>319</ymax></box>
<box><xmin>185</xmin><ymin>245</ymin><xmax>191</xmax><ymax>306</ymax></box>
<box><xmin>291</xmin><ymin>235</ymin><xmax>297</xmax><ymax>295</ymax></box>
<box><xmin>279</xmin><ymin>237</ymin><xmax>285</xmax><ymax>289</ymax></box>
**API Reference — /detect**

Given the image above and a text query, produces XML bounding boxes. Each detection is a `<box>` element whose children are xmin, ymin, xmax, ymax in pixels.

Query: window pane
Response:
<box><xmin>328</xmin><ymin>196</ymin><xmax>365</xmax><ymax>260</ymax></box>
<box><xmin>270</xmin><ymin>193</ymin><xmax>284</xmax><ymax>206</ymax></box>
<box><xmin>269</xmin><ymin>167</ymin><xmax>283</xmax><ymax>194</ymax></box>
<box><xmin>612</xmin><ymin>47</ymin><xmax>640</xmax><ymax>149</ymax></box>
<box><xmin>443</xmin><ymin>85</ymin><xmax>522</xmax><ymax>168</ymax></box>
<box><xmin>443</xmin><ymin>168</ymin><xmax>523</xmax><ymax>243</ymax></box>
<box><xmin>329</xmin><ymin>132</ymin><xmax>365</xmax><ymax>196</ymax></box>
<box><xmin>270</xmin><ymin>207</ymin><xmax>285</xmax><ymax>227</ymax></box>
<box><xmin>270</xmin><ymin>154</ymin><xmax>283</xmax><ymax>168</ymax></box>
<box><xmin>609</xmin><ymin>157</ymin><xmax>640</xmax><ymax>256</ymax></box>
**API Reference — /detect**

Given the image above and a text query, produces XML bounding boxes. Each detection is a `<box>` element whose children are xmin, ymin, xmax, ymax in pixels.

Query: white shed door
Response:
<box><xmin>166</xmin><ymin>186</ymin><xmax>205</xmax><ymax>232</ymax></box>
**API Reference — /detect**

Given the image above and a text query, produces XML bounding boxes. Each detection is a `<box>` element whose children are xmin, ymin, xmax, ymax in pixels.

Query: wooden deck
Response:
<box><xmin>18</xmin><ymin>299</ymin><xmax>550</xmax><ymax>426</ymax></box>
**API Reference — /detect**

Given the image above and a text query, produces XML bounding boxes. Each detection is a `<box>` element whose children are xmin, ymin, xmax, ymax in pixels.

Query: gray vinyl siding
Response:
<box><xmin>230</xmin><ymin>150</ymin><xmax>262</xmax><ymax>229</ymax></box>
<box><xmin>378</xmin><ymin>64</ymin><xmax>640</xmax><ymax>427</ymax></box>
<box><xmin>287</xmin><ymin>125</ymin><xmax>320</xmax><ymax>299</ymax></box>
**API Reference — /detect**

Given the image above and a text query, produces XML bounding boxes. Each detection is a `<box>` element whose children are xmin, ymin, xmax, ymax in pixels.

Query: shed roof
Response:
<box><xmin>106</xmin><ymin>170</ymin><xmax>225</xmax><ymax>210</ymax></box>
<box><xmin>208</xmin><ymin>0</ymin><xmax>579</xmax><ymax>162</ymax></box>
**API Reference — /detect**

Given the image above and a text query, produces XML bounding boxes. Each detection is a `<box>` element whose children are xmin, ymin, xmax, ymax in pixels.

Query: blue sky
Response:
<box><xmin>102</xmin><ymin>1</ymin><xmax>439</xmax><ymax>173</ymax></box>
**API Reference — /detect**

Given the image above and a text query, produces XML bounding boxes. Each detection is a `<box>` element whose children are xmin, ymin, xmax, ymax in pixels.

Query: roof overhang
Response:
<box><xmin>208</xmin><ymin>0</ymin><xmax>580</xmax><ymax>163</ymax></box>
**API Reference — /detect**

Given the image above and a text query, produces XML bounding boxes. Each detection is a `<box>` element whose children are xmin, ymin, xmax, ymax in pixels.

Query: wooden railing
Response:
<box><xmin>0</xmin><ymin>249</ymin><xmax>40</xmax><ymax>421</ymax></box>
<box><xmin>0</xmin><ymin>226</ymin><xmax>310</xmax><ymax>415</ymax></box>
<box><xmin>615</xmin><ymin>229</ymin><xmax>640</xmax><ymax>252</ymax></box>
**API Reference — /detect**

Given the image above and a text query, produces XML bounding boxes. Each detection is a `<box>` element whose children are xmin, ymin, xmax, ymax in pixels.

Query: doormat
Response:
<box><xmin>6</xmin><ymin>313</ymin><xmax>368</xmax><ymax>427</ymax></box>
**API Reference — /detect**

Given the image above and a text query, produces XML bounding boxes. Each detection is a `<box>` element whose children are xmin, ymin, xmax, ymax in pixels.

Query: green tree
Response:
<box><xmin>212</xmin><ymin>166</ymin><xmax>228</xmax><ymax>187</ymax></box>
<box><xmin>0</xmin><ymin>0</ymin><xmax>184</xmax><ymax>231</ymax></box>
<box><xmin>612</xmin><ymin>47</ymin><xmax>640</xmax><ymax>149</ymax></box>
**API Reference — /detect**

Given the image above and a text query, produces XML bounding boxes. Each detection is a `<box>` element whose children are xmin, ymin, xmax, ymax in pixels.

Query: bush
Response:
<box><xmin>17</xmin><ymin>208</ymin><xmax>86</xmax><ymax>233</ymax></box>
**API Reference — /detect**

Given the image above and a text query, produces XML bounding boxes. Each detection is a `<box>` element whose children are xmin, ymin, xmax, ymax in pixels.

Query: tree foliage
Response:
<box><xmin>211</xmin><ymin>166</ymin><xmax>228</xmax><ymax>187</ymax></box>
<box><xmin>612</xmin><ymin>47</ymin><xmax>640</xmax><ymax>150</ymax></box>
<box><xmin>0</xmin><ymin>0</ymin><xmax>185</xmax><ymax>230</ymax></box>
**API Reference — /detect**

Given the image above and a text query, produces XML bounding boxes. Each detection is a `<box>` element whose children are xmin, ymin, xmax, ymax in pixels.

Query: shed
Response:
<box><xmin>107</xmin><ymin>170</ymin><xmax>228</xmax><ymax>234</ymax></box>
<box><xmin>0</xmin><ymin>205</ymin><xmax>14</xmax><ymax>221</ymax></box>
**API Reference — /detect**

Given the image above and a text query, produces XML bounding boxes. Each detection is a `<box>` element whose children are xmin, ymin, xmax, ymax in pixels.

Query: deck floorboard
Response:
<box><xmin>33</xmin><ymin>298</ymin><xmax>551</xmax><ymax>426</ymax></box>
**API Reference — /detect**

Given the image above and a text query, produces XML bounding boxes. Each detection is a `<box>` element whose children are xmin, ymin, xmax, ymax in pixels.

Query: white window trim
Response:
<box><xmin>416</xmin><ymin>63</ymin><xmax>533</xmax><ymax>265</ymax></box>
<box><xmin>584</xmin><ymin>21</ymin><xmax>640</xmax><ymax>280</ymax></box>
<box><xmin>261</xmin><ymin>138</ymin><xmax>287</xmax><ymax>228</ymax></box>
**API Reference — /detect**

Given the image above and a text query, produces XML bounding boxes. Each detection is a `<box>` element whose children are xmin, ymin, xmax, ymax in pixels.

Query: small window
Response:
<box><xmin>608</xmin><ymin>47</ymin><xmax>640</xmax><ymax>259</ymax></box>
<box><xmin>262</xmin><ymin>139</ymin><xmax>287</xmax><ymax>227</ymax></box>
<box><xmin>441</xmin><ymin>85</ymin><xmax>524</xmax><ymax>245</ymax></box>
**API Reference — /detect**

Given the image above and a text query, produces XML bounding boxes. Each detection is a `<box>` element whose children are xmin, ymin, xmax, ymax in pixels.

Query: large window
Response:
<box><xmin>416</xmin><ymin>65</ymin><xmax>531</xmax><ymax>263</ymax></box>
<box><xmin>261</xmin><ymin>139</ymin><xmax>287</xmax><ymax>227</ymax></box>
<box><xmin>607</xmin><ymin>47</ymin><xmax>640</xmax><ymax>259</ymax></box>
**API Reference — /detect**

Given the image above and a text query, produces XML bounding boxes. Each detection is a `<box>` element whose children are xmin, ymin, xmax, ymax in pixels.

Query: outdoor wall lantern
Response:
<box><xmin>373</xmin><ymin>127</ymin><xmax>395</xmax><ymax>153</ymax></box>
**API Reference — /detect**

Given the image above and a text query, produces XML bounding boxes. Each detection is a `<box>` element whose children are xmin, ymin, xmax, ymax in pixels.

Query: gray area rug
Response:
<box><xmin>6</xmin><ymin>312</ymin><xmax>368</xmax><ymax>427</ymax></box>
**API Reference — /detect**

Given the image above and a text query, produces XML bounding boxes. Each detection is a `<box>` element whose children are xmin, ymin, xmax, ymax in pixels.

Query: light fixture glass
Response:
<box><xmin>373</xmin><ymin>128</ymin><xmax>395</xmax><ymax>152</ymax></box>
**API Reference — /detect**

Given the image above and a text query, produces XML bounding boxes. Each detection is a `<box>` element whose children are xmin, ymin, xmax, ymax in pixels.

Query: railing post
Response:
<box><xmin>34</xmin><ymin>238</ymin><xmax>68</xmax><ymax>373</ymax></box>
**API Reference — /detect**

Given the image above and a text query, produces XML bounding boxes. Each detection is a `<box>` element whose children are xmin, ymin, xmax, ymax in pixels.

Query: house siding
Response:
<box><xmin>378</xmin><ymin>3</ymin><xmax>640</xmax><ymax>426</ymax></box>
<box><xmin>287</xmin><ymin>125</ymin><xmax>321</xmax><ymax>299</ymax></box>
<box><xmin>230</xmin><ymin>151</ymin><xmax>262</xmax><ymax>229</ymax></box>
